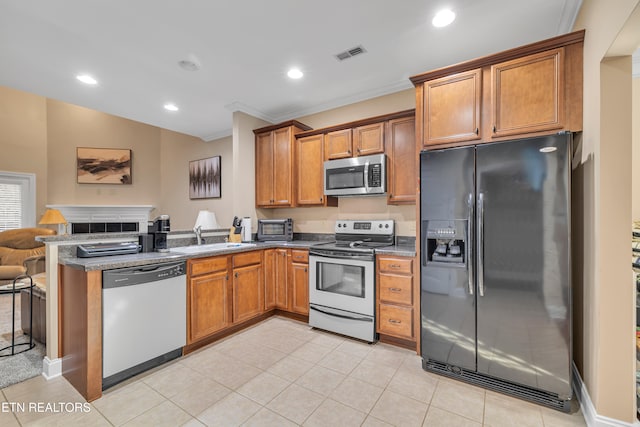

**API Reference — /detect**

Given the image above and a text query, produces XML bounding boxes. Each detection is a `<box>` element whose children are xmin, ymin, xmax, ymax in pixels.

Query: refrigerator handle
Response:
<box><xmin>477</xmin><ymin>192</ymin><xmax>485</xmax><ymax>297</ymax></box>
<box><xmin>467</xmin><ymin>193</ymin><xmax>474</xmax><ymax>295</ymax></box>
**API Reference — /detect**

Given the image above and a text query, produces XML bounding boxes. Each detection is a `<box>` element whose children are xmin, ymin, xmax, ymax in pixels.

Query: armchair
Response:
<box><xmin>0</xmin><ymin>227</ymin><xmax>56</xmax><ymax>286</ymax></box>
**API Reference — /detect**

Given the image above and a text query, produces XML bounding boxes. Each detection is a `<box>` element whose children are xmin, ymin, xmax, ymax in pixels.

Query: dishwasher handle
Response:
<box><xmin>103</xmin><ymin>261</ymin><xmax>186</xmax><ymax>289</ymax></box>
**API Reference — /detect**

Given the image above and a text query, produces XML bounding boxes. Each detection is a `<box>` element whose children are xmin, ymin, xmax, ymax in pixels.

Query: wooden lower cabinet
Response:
<box><xmin>189</xmin><ymin>271</ymin><xmax>229</xmax><ymax>342</ymax></box>
<box><xmin>290</xmin><ymin>260</ymin><xmax>309</xmax><ymax>315</ymax></box>
<box><xmin>232</xmin><ymin>262</ymin><xmax>264</xmax><ymax>324</ymax></box>
<box><xmin>264</xmin><ymin>248</ymin><xmax>309</xmax><ymax>315</ymax></box>
<box><xmin>376</xmin><ymin>255</ymin><xmax>417</xmax><ymax>348</ymax></box>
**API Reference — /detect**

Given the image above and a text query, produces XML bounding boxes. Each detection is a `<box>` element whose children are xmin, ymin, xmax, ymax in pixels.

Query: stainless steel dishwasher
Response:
<box><xmin>102</xmin><ymin>261</ymin><xmax>186</xmax><ymax>390</ymax></box>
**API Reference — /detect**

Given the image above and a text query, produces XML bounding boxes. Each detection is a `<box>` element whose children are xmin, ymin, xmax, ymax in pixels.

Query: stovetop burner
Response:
<box><xmin>310</xmin><ymin>220</ymin><xmax>394</xmax><ymax>254</ymax></box>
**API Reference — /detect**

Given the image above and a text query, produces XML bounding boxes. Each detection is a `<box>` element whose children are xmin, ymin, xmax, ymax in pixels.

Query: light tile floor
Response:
<box><xmin>0</xmin><ymin>316</ymin><xmax>587</xmax><ymax>426</ymax></box>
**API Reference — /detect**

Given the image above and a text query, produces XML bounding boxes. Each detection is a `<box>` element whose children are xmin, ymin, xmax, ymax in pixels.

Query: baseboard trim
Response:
<box><xmin>572</xmin><ymin>362</ymin><xmax>640</xmax><ymax>427</ymax></box>
<box><xmin>42</xmin><ymin>356</ymin><xmax>61</xmax><ymax>380</ymax></box>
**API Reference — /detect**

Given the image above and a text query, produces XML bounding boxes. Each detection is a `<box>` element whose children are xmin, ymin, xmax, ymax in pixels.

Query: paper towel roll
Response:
<box><xmin>241</xmin><ymin>217</ymin><xmax>252</xmax><ymax>242</ymax></box>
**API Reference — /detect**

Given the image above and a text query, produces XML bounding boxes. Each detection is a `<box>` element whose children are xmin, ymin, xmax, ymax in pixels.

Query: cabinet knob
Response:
<box><xmin>475</xmin><ymin>127</ymin><xmax>479</xmax><ymax>135</ymax></box>
<box><xmin>226</xmin><ymin>275</ymin><xmax>229</xmax><ymax>280</ymax></box>
<box><xmin>320</xmin><ymin>197</ymin><xmax>323</xmax><ymax>202</ymax></box>
<box><xmin>347</xmin><ymin>150</ymin><xmax>351</xmax><ymax>154</ymax></box>
<box><xmin>235</xmin><ymin>272</ymin><xmax>238</xmax><ymax>278</ymax></box>
<box><xmin>304</xmin><ymin>267</ymin><xmax>308</xmax><ymax>272</ymax></box>
<box><xmin>492</xmin><ymin>125</ymin><xmax>496</xmax><ymax>133</ymax></box>
<box><xmin>389</xmin><ymin>194</ymin><xmax>393</xmax><ymax>198</ymax></box>
<box><xmin>357</xmin><ymin>148</ymin><xmax>361</xmax><ymax>153</ymax></box>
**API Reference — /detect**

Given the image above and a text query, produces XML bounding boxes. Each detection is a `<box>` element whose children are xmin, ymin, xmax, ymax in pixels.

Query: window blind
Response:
<box><xmin>0</xmin><ymin>183</ymin><xmax>22</xmax><ymax>230</ymax></box>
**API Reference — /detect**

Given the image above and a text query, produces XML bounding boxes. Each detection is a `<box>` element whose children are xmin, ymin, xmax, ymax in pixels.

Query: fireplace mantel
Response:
<box><xmin>46</xmin><ymin>205</ymin><xmax>154</xmax><ymax>232</ymax></box>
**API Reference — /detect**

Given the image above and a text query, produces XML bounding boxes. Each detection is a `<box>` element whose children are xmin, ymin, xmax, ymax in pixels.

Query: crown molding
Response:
<box><xmin>270</xmin><ymin>79</ymin><xmax>413</xmax><ymax>123</ymax></box>
<box><xmin>202</xmin><ymin>129</ymin><xmax>233</xmax><ymax>142</ymax></box>
<box><xmin>557</xmin><ymin>0</ymin><xmax>583</xmax><ymax>34</ymax></box>
<box><xmin>224</xmin><ymin>101</ymin><xmax>276</xmax><ymax>123</ymax></box>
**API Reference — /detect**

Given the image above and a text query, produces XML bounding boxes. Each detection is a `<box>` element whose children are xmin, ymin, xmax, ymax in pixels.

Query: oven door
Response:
<box><xmin>308</xmin><ymin>251</ymin><xmax>374</xmax><ymax>316</ymax></box>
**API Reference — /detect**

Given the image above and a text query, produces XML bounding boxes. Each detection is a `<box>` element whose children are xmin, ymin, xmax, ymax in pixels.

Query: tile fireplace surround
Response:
<box><xmin>46</xmin><ymin>205</ymin><xmax>154</xmax><ymax>233</ymax></box>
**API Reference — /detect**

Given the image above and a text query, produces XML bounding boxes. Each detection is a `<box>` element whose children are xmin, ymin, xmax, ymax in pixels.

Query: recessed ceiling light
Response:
<box><xmin>164</xmin><ymin>103</ymin><xmax>179</xmax><ymax>112</ymax></box>
<box><xmin>76</xmin><ymin>74</ymin><xmax>97</xmax><ymax>85</ymax></box>
<box><xmin>432</xmin><ymin>9</ymin><xmax>455</xmax><ymax>27</ymax></box>
<box><xmin>287</xmin><ymin>68</ymin><xmax>303</xmax><ymax>79</ymax></box>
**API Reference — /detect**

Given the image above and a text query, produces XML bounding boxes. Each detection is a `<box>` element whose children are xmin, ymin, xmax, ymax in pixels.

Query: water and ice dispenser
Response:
<box><xmin>424</xmin><ymin>220</ymin><xmax>467</xmax><ymax>266</ymax></box>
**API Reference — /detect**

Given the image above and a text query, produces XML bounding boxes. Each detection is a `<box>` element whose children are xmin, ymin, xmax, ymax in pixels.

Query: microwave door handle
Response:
<box><xmin>364</xmin><ymin>162</ymin><xmax>370</xmax><ymax>193</ymax></box>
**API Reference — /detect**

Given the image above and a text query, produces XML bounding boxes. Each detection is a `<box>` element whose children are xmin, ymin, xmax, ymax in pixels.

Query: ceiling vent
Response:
<box><xmin>335</xmin><ymin>45</ymin><xmax>367</xmax><ymax>61</ymax></box>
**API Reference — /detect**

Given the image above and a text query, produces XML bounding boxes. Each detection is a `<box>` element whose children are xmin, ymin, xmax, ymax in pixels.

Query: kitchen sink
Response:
<box><xmin>169</xmin><ymin>242</ymin><xmax>256</xmax><ymax>254</ymax></box>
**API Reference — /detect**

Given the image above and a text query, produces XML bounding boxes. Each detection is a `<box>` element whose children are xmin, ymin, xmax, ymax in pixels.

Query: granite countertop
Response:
<box><xmin>60</xmin><ymin>239</ymin><xmax>416</xmax><ymax>271</ymax></box>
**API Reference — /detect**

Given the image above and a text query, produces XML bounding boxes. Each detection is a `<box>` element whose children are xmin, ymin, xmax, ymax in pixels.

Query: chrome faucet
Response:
<box><xmin>194</xmin><ymin>226</ymin><xmax>203</xmax><ymax>245</ymax></box>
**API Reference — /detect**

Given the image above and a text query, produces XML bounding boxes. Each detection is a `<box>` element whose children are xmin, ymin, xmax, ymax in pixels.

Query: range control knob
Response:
<box><xmin>385</xmin><ymin>224</ymin><xmax>389</xmax><ymax>228</ymax></box>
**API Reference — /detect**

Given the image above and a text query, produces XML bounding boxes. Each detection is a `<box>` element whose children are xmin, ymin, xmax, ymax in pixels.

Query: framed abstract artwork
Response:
<box><xmin>189</xmin><ymin>156</ymin><xmax>221</xmax><ymax>199</ymax></box>
<box><xmin>77</xmin><ymin>147</ymin><xmax>132</xmax><ymax>184</ymax></box>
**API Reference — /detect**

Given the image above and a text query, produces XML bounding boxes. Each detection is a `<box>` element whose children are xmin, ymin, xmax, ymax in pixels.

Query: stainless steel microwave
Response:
<box><xmin>323</xmin><ymin>153</ymin><xmax>386</xmax><ymax>197</ymax></box>
<box><xmin>257</xmin><ymin>218</ymin><xmax>294</xmax><ymax>241</ymax></box>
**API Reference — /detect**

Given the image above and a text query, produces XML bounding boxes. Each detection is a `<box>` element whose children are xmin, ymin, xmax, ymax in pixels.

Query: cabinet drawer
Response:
<box><xmin>290</xmin><ymin>249</ymin><xmax>308</xmax><ymax>263</ymax></box>
<box><xmin>189</xmin><ymin>256</ymin><xmax>227</xmax><ymax>277</ymax></box>
<box><xmin>378</xmin><ymin>274</ymin><xmax>412</xmax><ymax>305</ymax></box>
<box><xmin>233</xmin><ymin>250</ymin><xmax>262</xmax><ymax>268</ymax></box>
<box><xmin>378</xmin><ymin>303</ymin><xmax>413</xmax><ymax>340</ymax></box>
<box><xmin>378</xmin><ymin>257</ymin><xmax>413</xmax><ymax>275</ymax></box>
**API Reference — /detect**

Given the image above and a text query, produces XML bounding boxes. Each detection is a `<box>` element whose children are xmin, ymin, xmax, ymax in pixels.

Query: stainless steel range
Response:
<box><xmin>308</xmin><ymin>219</ymin><xmax>394</xmax><ymax>342</ymax></box>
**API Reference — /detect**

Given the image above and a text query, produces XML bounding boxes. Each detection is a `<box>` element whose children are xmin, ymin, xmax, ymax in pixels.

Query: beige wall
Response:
<box><xmin>573</xmin><ymin>0</ymin><xmax>640</xmax><ymax>421</ymax></box>
<box><xmin>0</xmin><ymin>86</ymin><xmax>48</xmax><ymax>219</ymax></box>
<box><xmin>159</xmin><ymin>131</ymin><xmax>232</xmax><ymax>230</ymax></box>
<box><xmin>46</xmin><ymin>99</ymin><xmax>163</xmax><ymax>211</ymax></box>
<box><xmin>633</xmin><ymin>77</ymin><xmax>640</xmax><ymax>220</ymax></box>
<box><xmin>263</xmin><ymin>89</ymin><xmax>417</xmax><ymax>237</ymax></box>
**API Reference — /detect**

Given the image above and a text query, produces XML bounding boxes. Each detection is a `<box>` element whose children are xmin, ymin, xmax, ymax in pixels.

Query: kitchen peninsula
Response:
<box><xmin>43</xmin><ymin>232</ymin><xmax>414</xmax><ymax>402</ymax></box>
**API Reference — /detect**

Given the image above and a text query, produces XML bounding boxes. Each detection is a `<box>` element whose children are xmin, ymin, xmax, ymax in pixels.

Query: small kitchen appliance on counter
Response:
<box><xmin>147</xmin><ymin>215</ymin><xmax>170</xmax><ymax>252</ymax></box>
<box><xmin>257</xmin><ymin>218</ymin><xmax>293</xmax><ymax>241</ymax></box>
<box><xmin>308</xmin><ymin>219</ymin><xmax>394</xmax><ymax>342</ymax></box>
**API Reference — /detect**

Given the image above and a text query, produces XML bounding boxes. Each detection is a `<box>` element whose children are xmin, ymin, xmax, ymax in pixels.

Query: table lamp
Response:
<box><xmin>39</xmin><ymin>208</ymin><xmax>68</xmax><ymax>235</ymax></box>
<box><xmin>194</xmin><ymin>210</ymin><xmax>219</xmax><ymax>230</ymax></box>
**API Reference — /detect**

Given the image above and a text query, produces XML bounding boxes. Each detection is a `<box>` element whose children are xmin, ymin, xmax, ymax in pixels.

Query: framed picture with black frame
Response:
<box><xmin>189</xmin><ymin>156</ymin><xmax>221</xmax><ymax>199</ymax></box>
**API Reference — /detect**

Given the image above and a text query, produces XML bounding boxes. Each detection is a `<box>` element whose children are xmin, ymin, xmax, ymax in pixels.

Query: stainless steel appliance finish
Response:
<box><xmin>324</xmin><ymin>154</ymin><xmax>386</xmax><ymax>197</ymax></box>
<box><xmin>257</xmin><ymin>218</ymin><xmax>294</xmax><ymax>241</ymax></box>
<box><xmin>102</xmin><ymin>261</ymin><xmax>186</xmax><ymax>390</ymax></box>
<box><xmin>309</xmin><ymin>220</ymin><xmax>394</xmax><ymax>342</ymax></box>
<box><xmin>420</xmin><ymin>134</ymin><xmax>572</xmax><ymax>411</ymax></box>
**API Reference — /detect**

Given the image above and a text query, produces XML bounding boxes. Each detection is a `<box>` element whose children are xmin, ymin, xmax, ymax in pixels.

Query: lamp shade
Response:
<box><xmin>39</xmin><ymin>208</ymin><xmax>67</xmax><ymax>225</ymax></box>
<box><xmin>194</xmin><ymin>210</ymin><xmax>219</xmax><ymax>230</ymax></box>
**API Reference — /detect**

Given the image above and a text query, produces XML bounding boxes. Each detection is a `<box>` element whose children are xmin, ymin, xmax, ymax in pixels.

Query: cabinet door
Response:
<box><xmin>325</xmin><ymin>129</ymin><xmax>353</xmax><ymax>159</ymax></box>
<box><xmin>291</xmin><ymin>262</ymin><xmax>309</xmax><ymax>315</ymax></box>
<box><xmin>353</xmin><ymin>122</ymin><xmax>384</xmax><ymax>156</ymax></box>
<box><xmin>272</xmin><ymin>127</ymin><xmax>294</xmax><ymax>206</ymax></box>
<box><xmin>255</xmin><ymin>131</ymin><xmax>274</xmax><ymax>206</ymax></box>
<box><xmin>264</xmin><ymin>250</ymin><xmax>276</xmax><ymax>310</ymax></box>
<box><xmin>297</xmin><ymin>134</ymin><xmax>326</xmax><ymax>206</ymax></box>
<box><xmin>491</xmin><ymin>48</ymin><xmax>564</xmax><ymax>137</ymax></box>
<box><xmin>386</xmin><ymin>116</ymin><xmax>416</xmax><ymax>204</ymax></box>
<box><xmin>189</xmin><ymin>271</ymin><xmax>229</xmax><ymax>343</ymax></box>
<box><xmin>423</xmin><ymin>69</ymin><xmax>482</xmax><ymax>147</ymax></box>
<box><xmin>232</xmin><ymin>263</ymin><xmax>264</xmax><ymax>323</ymax></box>
<box><xmin>274</xmin><ymin>249</ymin><xmax>289</xmax><ymax>310</ymax></box>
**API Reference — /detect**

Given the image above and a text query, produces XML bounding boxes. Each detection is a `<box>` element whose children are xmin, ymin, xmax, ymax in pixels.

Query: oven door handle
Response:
<box><xmin>309</xmin><ymin>251</ymin><xmax>374</xmax><ymax>262</ymax></box>
<box><xmin>310</xmin><ymin>305</ymin><xmax>373</xmax><ymax>322</ymax></box>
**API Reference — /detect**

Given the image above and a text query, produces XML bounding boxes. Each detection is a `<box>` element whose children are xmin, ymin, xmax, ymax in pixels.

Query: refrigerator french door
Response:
<box><xmin>420</xmin><ymin>133</ymin><xmax>572</xmax><ymax>411</ymax></box>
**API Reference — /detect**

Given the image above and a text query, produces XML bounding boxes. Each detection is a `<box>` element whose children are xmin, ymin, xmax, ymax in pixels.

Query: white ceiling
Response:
<box><xmin>0</xmin><ymin>0</ymin><xmax>583</xmax><ymax>141</ymax></box>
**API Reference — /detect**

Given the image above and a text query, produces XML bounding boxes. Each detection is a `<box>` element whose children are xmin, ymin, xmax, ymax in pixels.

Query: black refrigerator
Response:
<box><xmin>420</xmin><ymin>133</ymin><xmax>572</xmax><ymax>411</ymax></box>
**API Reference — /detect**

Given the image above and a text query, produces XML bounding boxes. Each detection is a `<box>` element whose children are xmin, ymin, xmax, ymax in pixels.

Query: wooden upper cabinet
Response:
<box><xmin>423</xmin><ymin>69</ymin><xmax>481</xmax><ymax>147</ymax></box>
<box><xmin>254</xmin><ymin>121</ymin><xmax>311</xmax><ymax>208</ymax></box>
<box><xmin>386</xmin><ymin>116</ymin><xmax>416</xmax><ymax>205</ymax></box>
<box><xmin>272</xmin><ymin>127</ymin><xmax>294</xmax><ymax>206</ymax></box>
<box><xmin>490</xmin><ymin>48</ymin><xmax>564</xmax><ymax>138</ymax></box>
<box><xmin>255</xmin><ymin>131</ymin><xmax>275</xmax><ymax>206</ymax></box>
<box><xmin>325</xmin><ymin>129</ymin><xmax>352</xmax><ymax>159</ymax></box>
<box><xmin>411</xmin><ymin>30</ymin><xmax>583</xmax><ymax>149</ymax></box>
<box><xmin>353</xmin><ymin>122</ymin><xmax>384</xmax><ymax>156</ymax></box>
<box><xmin>297</xmin><ymin>134</ymin><xmax>326</xmax><ymax>206</ymax></box>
